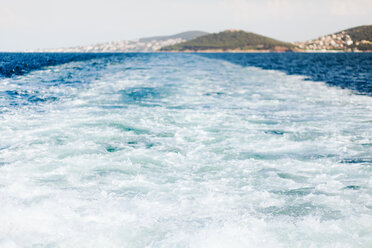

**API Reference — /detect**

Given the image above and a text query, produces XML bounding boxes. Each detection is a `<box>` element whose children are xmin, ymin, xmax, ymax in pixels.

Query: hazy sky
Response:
<box><xmin>1</xmin><ymin>0</ymin><xmax>371</xmax><ymax>51</ymax></box>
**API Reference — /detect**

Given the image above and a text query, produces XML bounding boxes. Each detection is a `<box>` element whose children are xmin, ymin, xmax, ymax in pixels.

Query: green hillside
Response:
<box><xmin>160</xmin><ymin>30</ymin><xmax>295</xmax><ymax>52</ymax></box>
<box><xmin>345</xmin><ymin>25</ymin><xmax>372</xmax><ymax>41</ymax></box>
<box><xmin>344</xmin><ymin>25</ymin><xmax>372</xmax><ymax>50</ymax></box>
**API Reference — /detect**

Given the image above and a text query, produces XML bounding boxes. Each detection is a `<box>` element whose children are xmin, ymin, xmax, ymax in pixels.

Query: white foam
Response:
<box><xmin>0</xmin><ymin>54</ymin><xmax>371</xmax><ymax>247</ymax></box>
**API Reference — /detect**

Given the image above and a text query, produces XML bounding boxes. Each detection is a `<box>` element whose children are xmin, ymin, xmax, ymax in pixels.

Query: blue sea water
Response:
<box><xmin>0</xmin><ymin>52</ymin><xmax>371</xmax><ymax>247</ymax></box>
<box><xmin>201</xmin><ymin>53</ymin><xmax>372</xmax><ymax>96</ymax></box>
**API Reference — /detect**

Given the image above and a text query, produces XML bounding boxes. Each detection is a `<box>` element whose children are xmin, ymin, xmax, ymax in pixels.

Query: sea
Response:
<box><xmin>0</xmin><ymin>52</ymin><xmax>371</xmax><ymax>247</ymax></box>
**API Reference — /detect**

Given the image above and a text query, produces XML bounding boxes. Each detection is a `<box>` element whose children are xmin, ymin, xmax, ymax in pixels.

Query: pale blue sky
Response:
<box><xmin>1</xmin><ymin>0</ymin><xmax>371</xmax><ymax>51</ymax></box>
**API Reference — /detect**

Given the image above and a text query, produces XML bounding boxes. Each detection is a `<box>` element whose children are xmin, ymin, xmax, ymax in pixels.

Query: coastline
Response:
<box><xmin>158</xmin><ymin>49</ymin><xmax>371</xmax><ymax>53</ymax></box>
<box><xmin>3</xmin><ymin>50</ymin><xmax>372</xmax><ymax>53</ymax></box>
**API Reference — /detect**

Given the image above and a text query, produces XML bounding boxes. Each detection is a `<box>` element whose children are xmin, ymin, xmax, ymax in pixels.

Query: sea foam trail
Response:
<box><xmin>0</xmin><ymin>53</ymin><xmax>371</xmax><ymax>247</ymax></box>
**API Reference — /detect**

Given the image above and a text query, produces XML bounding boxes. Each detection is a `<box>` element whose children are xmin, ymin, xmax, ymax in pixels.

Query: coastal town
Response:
<box><xmin>295</xmin><ymin>31</ymin><xmax>355</xmax><ymax>51</ymax></box>
<box><xmin>30</xmin><ymin>38</ymin><xmax>186</xmax><ymax>53</ymax></box>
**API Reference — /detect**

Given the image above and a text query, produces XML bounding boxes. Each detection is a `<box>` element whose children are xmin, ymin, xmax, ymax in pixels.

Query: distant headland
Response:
<box><xmin>27</xmin><ymin>25</ymin><xmax>372</xmax><ymax>53</ymax></box>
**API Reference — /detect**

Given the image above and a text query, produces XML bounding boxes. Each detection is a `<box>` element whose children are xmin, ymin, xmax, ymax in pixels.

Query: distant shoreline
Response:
<box><xmin>2</xmin><ymin>50</ymin><xmax>371</xmax><ymax>53</ymax></box>
<box><xmin>160</xmin><ymin>50</ymin><xmax>371</xmax><ymax>53</ymax></box>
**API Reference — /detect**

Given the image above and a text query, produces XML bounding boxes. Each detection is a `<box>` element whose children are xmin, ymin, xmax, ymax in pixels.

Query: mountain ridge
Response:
<box><xmin>139</xmin><ymin>31</ymin><xmax>208</xmax><ymax>42</ymax></box>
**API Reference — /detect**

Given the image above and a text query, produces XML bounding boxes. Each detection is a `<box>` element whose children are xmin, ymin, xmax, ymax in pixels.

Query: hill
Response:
<box><xmin>139</xmin><ymin>31</ymin><xmax>208</xmax><ymax>42</ymax></box>
<box><xmin>345</xmin><ymin>25</ymin><xmax>372</xmax><ymax>51</ymax></box>
<box><xmin>295</xmin><ymin>25</ymin><xmax>372</xmax><ymax>51</ymax></box>
<box><xmin>160</xmin><ymin>30</ymin><xmax>295</xmax><ymax>52</ymax></box>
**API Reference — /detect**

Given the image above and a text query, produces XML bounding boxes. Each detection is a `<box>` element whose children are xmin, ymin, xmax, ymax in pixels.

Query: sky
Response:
<box><xmin>1</xmin><ymin>0</ymin><xmax>371</xmax><ymax>51</ymax></box>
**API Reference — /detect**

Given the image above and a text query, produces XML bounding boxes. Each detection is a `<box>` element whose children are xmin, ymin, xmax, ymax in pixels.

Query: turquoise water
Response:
<box><xmin>0</xmin><ymin>53</ymin><xmax>371</xmax><ymax>247</ymax></box>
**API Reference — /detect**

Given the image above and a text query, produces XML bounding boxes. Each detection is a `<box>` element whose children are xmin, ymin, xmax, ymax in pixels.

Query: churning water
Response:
<box><xmin>0</xmin><ymin>53</ymin><xmax>371</xmax><ymax>247</ymax></box>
